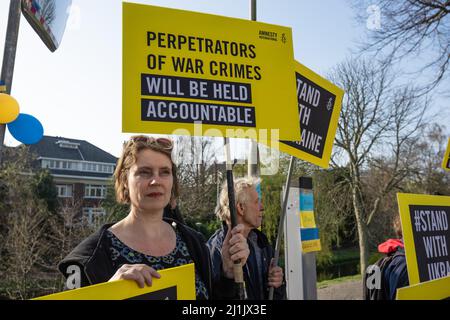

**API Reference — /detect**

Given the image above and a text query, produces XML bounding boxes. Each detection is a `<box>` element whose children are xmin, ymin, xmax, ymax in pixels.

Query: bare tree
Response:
<box><xmin>44</xmin><ymin>200</ymin><xmax>98</xmax><ymax>293</ymax></box>
<box><xmin>408</xmin><ymin>123</ymin><xmax>450</xmax><ymax>194</ymax></box>
<box><xmin>0</xmin><ymin>147</ymin><xmax>97</xmax><ymax>299</ymax></box>
<box><xmin>330</xmin><ymin>58</ymin><xmax>428</xmax><ymax>274</ymax></box>
<box><xmin>354</xmin><ymin>0</ymin><xmax>450</xmax><ymax>92</ymax></box>
<box><xmin>173</xmin><ymin>136</ymin><xmax>221</xmax><ymax>225</ymax></box>
<box><xmin>0</xmin><ymin>147</ymin><xmax>55</xmax><ymax>299</ymax></box>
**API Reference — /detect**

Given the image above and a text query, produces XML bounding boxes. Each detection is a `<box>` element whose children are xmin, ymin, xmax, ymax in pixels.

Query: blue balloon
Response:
<box><xmin>7</xmin><ymin>113</ymin><xmax>44</xmax><ymax>145</ymax></box>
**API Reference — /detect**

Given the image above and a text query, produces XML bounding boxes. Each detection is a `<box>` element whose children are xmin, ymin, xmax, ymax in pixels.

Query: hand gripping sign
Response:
<box><xmin>33</xmin><ymin>263</ymin><xmax>195</xmax><ymax>300</ymax></box>
<box><xmin>122</xmin><ymin>3</ymin><xmax>300</xmax><ymax>143</ymax></box>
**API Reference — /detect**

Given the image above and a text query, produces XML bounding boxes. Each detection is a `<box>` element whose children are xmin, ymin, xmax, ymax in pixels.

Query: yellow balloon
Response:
<box><xmin>0</xmin><ymin>93</ymin><xmax>20</xmax><ymax>124</ymax></box>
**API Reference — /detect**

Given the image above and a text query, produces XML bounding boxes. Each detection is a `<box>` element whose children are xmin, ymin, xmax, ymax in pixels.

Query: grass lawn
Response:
<box><xmin>317</xmin><ymin>274</ymin><xmax>362</xmax><ymax>289</ymax></box>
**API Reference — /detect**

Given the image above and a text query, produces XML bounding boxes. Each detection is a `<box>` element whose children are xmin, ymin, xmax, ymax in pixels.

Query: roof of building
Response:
<box><xmin>28</xmin><ymin>136</ymin><xmax>117</xmax><ymax>164</ymax></box>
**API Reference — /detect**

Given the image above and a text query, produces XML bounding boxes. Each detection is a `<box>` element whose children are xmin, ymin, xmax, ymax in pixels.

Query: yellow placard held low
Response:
<box><xmin>397</xmin><ymin>193</ymin><xmax>450</xmax><ymax>286</ymax></box>
<box><xmin>442</xmin><ymin>138</ymin><xmax>450</xmax><ymax>171</ymax></box>
<box><xmin>275</xmin><ymin>61</ymin><xmax>344</xmax><ymax>168</ymax></box>
<box><xmin>396</xmin><ymin>275</ymin><xmax>450</xmax><ymax>300</ymax></box>
<box><xmin>123</xmin><ymin>2</ymin><xmax>300</xmax><ymax>143</ymax></box>
<box><xmin>33</xmin><ymin>263</ymin><xmax>196</xmax><ymax>300</ymax></box>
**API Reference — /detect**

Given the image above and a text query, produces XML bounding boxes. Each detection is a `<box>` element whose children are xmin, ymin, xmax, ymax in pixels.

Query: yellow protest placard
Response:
<box><xmin>33</xmin><ymin>263</ymin><xmax>195</xmax><ymax>300</ymax></box>
<box><xmin>396</xmin><ymin>275</ymin><xmax>450</xmax><ymax>300</ymax></box>
<box><xmin>276</xmin><ymin>61</ymin><xmax>344</xmax><ymax>168</ymax></box>
<box><xmin>123</xmin><ymin>2</ymin><xmax>300</xmax><ymax>143</ymax></box>
<box><xmin>397</xmin><ymin>193</ymin><xmax>450</xmax><ymax>286</ymax></box>
<box><xmin>442</xmin><ymin>138</ymin><xmax>450</xmax><ymax>171</ymax></box>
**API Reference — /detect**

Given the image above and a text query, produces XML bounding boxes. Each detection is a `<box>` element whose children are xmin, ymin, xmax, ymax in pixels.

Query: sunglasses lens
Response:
<box><xmin>130</xmin><ymin>136</ymin><xmax>173</xmax><ymax>150</ymax></box>
<box><xmin>156</xmin><ymin>138</ymin><xmax>173</xmax><ymax>149</ymax></box>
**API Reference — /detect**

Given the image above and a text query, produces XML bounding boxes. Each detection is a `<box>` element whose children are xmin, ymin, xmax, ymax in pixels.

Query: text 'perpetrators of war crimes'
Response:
<box><xmin>281</xmin><ymin>73</ymin><xmax>335</xmax><ymax>157</ymax></box>
<box><xmin>411</xmin><ymin>206</ymin><xmax>450</xmax><ymax>281</ymax></box>
<box><xmin>146</xmin><ymin>31</ymin><xmax>261</xmax><ymax>80</ymax></box>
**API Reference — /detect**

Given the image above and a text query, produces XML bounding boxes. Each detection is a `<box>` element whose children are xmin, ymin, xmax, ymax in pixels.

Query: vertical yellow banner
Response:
<box><xmin>442</xmin><ymin>138</ymin><xmax>450</xmax><ymax>171</ymax></box>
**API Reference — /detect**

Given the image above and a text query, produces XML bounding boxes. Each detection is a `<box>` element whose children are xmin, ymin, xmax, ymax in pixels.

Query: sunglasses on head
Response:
<box><xmin>129</xmin><ymin>135</ymin><xmax>173</xmax><ymax>150</ymax></box>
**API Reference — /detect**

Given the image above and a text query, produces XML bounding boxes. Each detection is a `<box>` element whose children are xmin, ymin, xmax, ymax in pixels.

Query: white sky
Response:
<box><xmin>0</xmin><ymin>0</ymin><xmax>447</xmax><ymax>158</ymax></box>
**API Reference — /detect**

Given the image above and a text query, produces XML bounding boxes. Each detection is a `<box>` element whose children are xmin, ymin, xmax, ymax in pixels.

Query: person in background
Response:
<box><xmin>58</xmin><ymin>135</ymin><xmax>249</xmax><ymax>299</ymax></box>
<box><xmin>207</xmin><ymin>176</ymin><xmax>286</xmax><ymax>300</ymax></box>
<box><xmin>379</xmin><ymin>215</ymin><xmax>409</xmax><ymax>300</ymax></box>
<box><xmin>364</xmin><ymin>214</ymin><xmax>409</xmax><ymax>300</ymax></box>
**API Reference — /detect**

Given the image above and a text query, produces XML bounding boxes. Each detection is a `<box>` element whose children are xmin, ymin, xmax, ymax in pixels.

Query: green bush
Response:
<box><xmin>368</xmin><ymin>252</ymin><xmax>384</xmax><ymax>265</ymax></box>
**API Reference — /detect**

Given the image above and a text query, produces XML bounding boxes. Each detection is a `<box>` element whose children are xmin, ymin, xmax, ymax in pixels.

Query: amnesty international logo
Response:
<box><xmin>258</xmin><ymin>30</ymin><xmax>277</xmax><ymax>41</ymax></box>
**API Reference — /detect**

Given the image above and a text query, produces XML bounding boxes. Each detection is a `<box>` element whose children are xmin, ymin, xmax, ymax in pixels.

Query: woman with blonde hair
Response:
<box><xmin>59</xmin><ymin>135</ymin><xmax>249</xmax><ymax>299</ymax></box>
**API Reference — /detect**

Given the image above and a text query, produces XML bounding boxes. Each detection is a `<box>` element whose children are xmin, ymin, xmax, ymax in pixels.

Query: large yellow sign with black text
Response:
<box><xmin>442</xmin><ymin>138</ymin><xmax>450</xmax><ymax>171</ymax></box>
<box><xmin>123</xmin><ymin>3</ymin><xmax>300</xmax><ymax>142</ymax></box>
<box><xmin>277</xmin><ymin>61</ymin><xmax>344</xmax><ymax>168</ymax></box>
<box><xmin>397</xmin><ymin>193</ymin><xmax>450</xmax><ymax>286</ymax></box>
<box><xmin>33</xmin><ymin>263</ymin><xmax>196</xmax><ymax>300</ymax></box>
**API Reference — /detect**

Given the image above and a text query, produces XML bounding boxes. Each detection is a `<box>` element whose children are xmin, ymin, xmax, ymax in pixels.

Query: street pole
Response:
<box><xmin>0</xmin><ymin>0</ymin><xmax>22</xmax><ymax>164</ymax></box>
<box><xmin>269</xmin><ymin>155</ymin><xmax>296</xmax><ymax>300</ymax></box>
<box><xmin>247</xmin><ymin>0</ymin><xmax>258</xmax><ymax>177</ymax></box>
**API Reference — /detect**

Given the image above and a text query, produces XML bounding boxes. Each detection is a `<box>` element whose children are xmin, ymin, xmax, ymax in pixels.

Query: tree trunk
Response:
<box><xmin>352</xmin><ymin>186</ymin><xmax>369</xmax><ymax>275</ymax></box>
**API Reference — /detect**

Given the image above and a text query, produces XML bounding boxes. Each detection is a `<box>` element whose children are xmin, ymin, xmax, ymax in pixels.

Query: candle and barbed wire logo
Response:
<box><xmin>326</xmin><ymin>97</ymin><xmax>333</xmax><ymax>111</ymax></box>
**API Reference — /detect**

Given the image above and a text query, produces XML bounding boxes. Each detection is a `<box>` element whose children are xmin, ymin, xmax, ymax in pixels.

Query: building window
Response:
<box><xmin>41</xmin><ymin>158</ymin><xmax>114</xmax><ymax>174</ymax></box>
<box><xmin>56</xmin><ymin>185</ymin><xmax>73</xmax><ymax>198</ymax></box>
<box><xmin>56</xmin><ymin>140</ymin><xmax>80</xmax><ymax>149</ymax></box>
<box><xmin>84</xmin><ymin>184</ymin><xmax>107</xmax><ymax>199</ymax></box>
<box><xmin>82</xmin><ymin>207</ymin><xmax>106</xmax><ymax>225</ymax></box>
<box><xmin>42</xmin><ymin>159</ymin><xmax>50</xmax><ymax>168</ymax></box>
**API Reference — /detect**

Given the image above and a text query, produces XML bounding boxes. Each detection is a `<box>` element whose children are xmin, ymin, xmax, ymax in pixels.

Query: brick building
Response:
<box><xmin>28</xmin><ymin>136</ymin><xmax>117</xmax><ymax>223</ymax></box>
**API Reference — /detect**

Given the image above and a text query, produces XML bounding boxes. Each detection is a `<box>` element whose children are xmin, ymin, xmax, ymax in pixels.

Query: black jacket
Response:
<box><xmin>58</xmin><ymin>218</ymin><xmax>235</xmax><ymax>299</ymax></box>
<box><xmin>207</xmin><ymin>223</ymin><xmax>286</xmax><ymax>300</ymax></box>
<box><xmin>383</xmin><ymin>248</ymin><xmax>409</xmax><ymax>300</ymax></box>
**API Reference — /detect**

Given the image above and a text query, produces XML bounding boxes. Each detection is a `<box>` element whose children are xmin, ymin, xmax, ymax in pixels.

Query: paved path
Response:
<box><xmin>317</xmin><ymin>279</ymin><xmax>363</xmax><ymax>300</ymax></box>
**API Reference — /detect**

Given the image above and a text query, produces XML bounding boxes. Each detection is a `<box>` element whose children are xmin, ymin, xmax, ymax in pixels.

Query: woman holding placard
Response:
<box><xmin>58</xmin><ymin>135</ymin><xmax>249</xmax><ymax>299</ymax></box>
